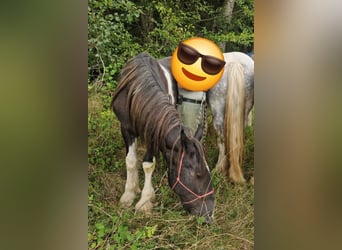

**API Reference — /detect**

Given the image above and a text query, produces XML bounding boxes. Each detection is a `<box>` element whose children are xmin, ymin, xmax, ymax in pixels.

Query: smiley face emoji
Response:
<box><xmin>171</xmin><ymin>37</ymin><xmax>226</xmax><ymax>91</ymax></box>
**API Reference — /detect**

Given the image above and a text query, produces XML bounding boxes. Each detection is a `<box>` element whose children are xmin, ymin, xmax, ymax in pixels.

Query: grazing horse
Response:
<box><xmin>208</xmin><ymin>52</ymin><xmax>254</xmax><ymax>183</ymax></box>
<box><xmin>111</xmin><ymin>53</ymin><xmax>214</xmax><ymax>223</ymax></box>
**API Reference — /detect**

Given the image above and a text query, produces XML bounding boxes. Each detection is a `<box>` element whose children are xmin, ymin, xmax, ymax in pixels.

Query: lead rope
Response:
<box><xmin>195</xmin><ymin>92</ymin><xmax>207</xmax><ymax>141</ymax></box>
<box><xmin>202</xmin><ymin>93</ymin><xmax>208</xmax><ymax>140</ymax></box>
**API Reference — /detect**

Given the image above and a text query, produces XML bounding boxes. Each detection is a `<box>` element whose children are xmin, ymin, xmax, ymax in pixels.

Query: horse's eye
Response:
<box><xmin>196</xmin><ymin>172</ymin><xmax>202</xmax><ymax>178</ymax></box>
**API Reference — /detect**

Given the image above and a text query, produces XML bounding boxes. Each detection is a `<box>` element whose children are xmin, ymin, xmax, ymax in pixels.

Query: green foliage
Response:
<box><xmin>204</xmin><ymin>0</ymin><xmax>254</xmax><ymax>52</ymax></box>
<box><xmin>88</xmin><ymin>196</ymin><xmax>158</xmax><ymax>250</ymax></box>
<box><xmin>88</xmin><ymin>87</ymin><xmax>124</xmax><ymax>172</ymax></box>
<box><xmin>88</xmin><ymin>0</ymin><xmax>254</xmax><ymax>87</ymax></box>
<box><xmin>227</xmin><ymin>0</ymin><xmax>254</xmax><ymax>51</ymax></box>
<box><xmin>143</xmin><ymin>0</ymin><xmax>195</xmax><ymax>57</ymax></box>
<box><xmin>196</xmin><ymin>216</ymin><xmax>206</xmax><ymax>225</ymax></box>
<box><xmin>88</xmin><ymin>0</ymin><xmax>142</xmax><ymax>87</ymax></box>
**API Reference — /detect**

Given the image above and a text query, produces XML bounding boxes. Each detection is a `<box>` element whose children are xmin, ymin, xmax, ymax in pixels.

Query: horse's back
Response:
<box><xmin>112</xmin><ymin>52</ymin><xmax>160</xmax><ymax>124</ymax></box>
<box><xmin>208</xmin><ymin>52</ymin><xmax>254</xmax><ymax>131</ymax></box>
<box><xmin>223</xmin><ymin>52</ymin><xmax>254</xmax><ymax>66</ymax></box>
<box><xmin>158</xmin><ymin>56</ymin><xmax>171</xmax><ymax>71</ymax></box>
<box><xmin>223</xmin><ymin>52</ymin><xmax>254</xmax><ymax>85</ymax></box>
<box><xmin>209</xmin><ymin>52</ymin><xmax>254</xmax><ymax>94</ymax></box>
<box><xmin>114</xmin><ymin>52</ymin><xmax>165</xmax><ymax>92</ymax></box>
<box><xmin>112</xmin><ymin>52</ymin><xmax>178</xmax><ymax>151</ymax></box>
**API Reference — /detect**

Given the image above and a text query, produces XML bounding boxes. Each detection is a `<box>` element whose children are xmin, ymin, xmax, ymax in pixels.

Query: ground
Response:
<box><xmin>88</xmin><ymin>89</ymin><xmax>254</xmax><ymax>249</ymax></box>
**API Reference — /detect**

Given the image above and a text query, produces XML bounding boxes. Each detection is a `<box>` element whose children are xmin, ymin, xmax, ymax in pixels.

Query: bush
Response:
<box><xmin>88</xmin><ymin>0</ymin><xmax>254</xmax><ymax>87</ymax></box>
<box><xmin>88</xmin><ymin>0</ymin><xmax>142</xmax><ymax>87</ymax></box>
<box><xmin>88</xmin><ymin>87</ymin><xmax>124</xmax><ymax>172</ymax></box>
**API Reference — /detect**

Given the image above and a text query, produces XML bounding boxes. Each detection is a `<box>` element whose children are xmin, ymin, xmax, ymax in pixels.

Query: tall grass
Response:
<box><xmin>88</xmin><ymin>90</ymin><xmax>254</xmax><ymax>249</ymax></box>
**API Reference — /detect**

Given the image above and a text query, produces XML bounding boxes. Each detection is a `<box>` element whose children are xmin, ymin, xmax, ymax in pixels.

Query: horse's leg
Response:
<box><xmin>228</xmin><ymin>162</ymin><xmax>246</xmax><ymax>183</ymax></box>
<box><xmin>119</xmin><ymin>128</ymin><xmax>140</xmax><ymax>207</ymax></box>
<box><xmin>210</xmin><ymin>100</ymin><xmax>228</xmax><ymax>174</ymax></box>
<box><xmin>135</xmin><ymin>149</ymin><xmax>155</xmax><ymax>213</ymax></box>
<box><xmin>245</xmin><ymin>89</ymin><xmax>254</xmax><ymax>127</ymax></box>
<box><xmin>245</xmin><ymin>74</ymin><xmax>254</xmax><ymax>127</ymax></box>
<box><xmin>215</xmin><ymin>132</ymin><xmax>227</xmax><ymax>174</ymax></box>
<box><xmin>246</xmin><ymin>111</ymin><xmax>253</xmax><ymax>127</ymax></box>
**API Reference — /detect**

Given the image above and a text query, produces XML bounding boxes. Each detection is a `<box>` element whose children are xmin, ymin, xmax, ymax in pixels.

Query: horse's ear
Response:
<box><xmin>194</xmin><ymin>125</ymin><xmax>203</xmax><ymax>141</ymax></box>
<box><xmin>181</xmin><ymin>127</ymin><xmax>188</xmax><ymax>147</ymax></box>
<box><xmin>180</xmin><ymin>128</ymin><xmax>188</xmax><ymax>148</ymax></box>
<box><xmin>181</xmin><ymin>128</ymin><xmax>195</xmax><ymax>154</ymax></box>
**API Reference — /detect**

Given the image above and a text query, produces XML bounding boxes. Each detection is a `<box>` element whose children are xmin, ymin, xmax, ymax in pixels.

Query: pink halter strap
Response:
<box><xmin>171</xmin><ymin>151</ymin><xmax>214</xmax><ymax>204</ymax></box>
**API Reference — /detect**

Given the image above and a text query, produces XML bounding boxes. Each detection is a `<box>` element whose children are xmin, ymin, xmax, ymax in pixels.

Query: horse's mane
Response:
<box><xmin>112</xmin><ymin>52</ymin><xmax>181</xmax><ymax>153</ymax></box>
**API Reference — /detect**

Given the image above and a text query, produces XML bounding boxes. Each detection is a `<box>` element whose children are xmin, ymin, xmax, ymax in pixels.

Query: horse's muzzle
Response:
<box><xmin>204</xmin><ymin>212</ymin><xmax>214</xmax><ymax>225</ymax></box>
<box><xmin>187</xmin><ymin>201</ymin><xmax>215</xmax><ymax>225</ymax></box>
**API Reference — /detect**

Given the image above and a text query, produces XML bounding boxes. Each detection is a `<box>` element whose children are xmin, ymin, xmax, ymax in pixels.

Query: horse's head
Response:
<box><xmin>165</xmin><ymin>128</ymin><xmax>215</xmax><ymax>224</ymax></box>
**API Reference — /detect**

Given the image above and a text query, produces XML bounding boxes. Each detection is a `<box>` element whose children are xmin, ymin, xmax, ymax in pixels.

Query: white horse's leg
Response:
<box><xmin>228</xmin><ymin>162</ymin><xmax>246</xmax><ymax>183</ymax></box>
<box><xmin>215</xmin><ymin>133</ymin><xmax>227</xmax><ymax>174</ymax></box>
<box><xmin>120</xmin><ymin>140</ymin><xmax>140</xmax><ymax>207</ymax></box>
<box><xmin>246</xmin><ymin>111</ymin><xmax>253</xmax><ymax>127</ymax></box>
<box><xmin>245</xmin><ymin>85</ymin><xmax>254</xmax><ymax>127</ymax></box>
<box><xmin>250</xmin><ymin>176</ymin><xmax>254</xmax><ymax>185</ymax></box>
<box><xmin>135</xmin><ymin>157</ymin><xmax>156</xmax><ymax>213</ymax></box>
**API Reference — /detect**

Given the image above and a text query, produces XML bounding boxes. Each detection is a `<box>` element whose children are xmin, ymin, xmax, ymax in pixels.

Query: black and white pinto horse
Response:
<box><xmin>111</xmin><ymin>53</ymin><xmax>215</xmax><ymax>223</ymax></box>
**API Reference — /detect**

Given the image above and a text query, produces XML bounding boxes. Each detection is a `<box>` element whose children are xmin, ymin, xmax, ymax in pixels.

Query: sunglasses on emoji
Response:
<box><xmin>177</xmin><ymin>42</ymin><xmax>226</xmax><ymax>75</ymax></box>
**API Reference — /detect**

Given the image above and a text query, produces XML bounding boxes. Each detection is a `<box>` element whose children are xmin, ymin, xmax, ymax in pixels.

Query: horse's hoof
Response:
<box><xmin>229</xmin><ymin>168</ymin><xmax>246</xmax><ymax>183</ymax></box>
<box><xmin>119</xmin><ymin>192</ymin><xmax>136</xmax><ymax>207</ymax></box>
<box><xmin>135</xmin><ymin>199</ymin><xmax>154</xmax><ymax>214</ymax></box>
<box><xmin>249</xmin><ymin>176</ymin><xmax>254</xmax><ymax>185</ymax></box>
<box><xmin>213</xmin><ymin>164</ymin><xmax>227</xmax><ymax>175</ymax></box>
<box><xmin>229</xmin><ymin>171</ymin><xmax>246</xmax><ymax>183</ymax></box>
<box><xmin>229</xmin><ymin>176</ymin><xmax>246</xmax><ymax>183</ymax></box>
<box><xmin>214</xmin><ymin>156</ymin><xmax>227</xmax><ymax>174</ymax></box>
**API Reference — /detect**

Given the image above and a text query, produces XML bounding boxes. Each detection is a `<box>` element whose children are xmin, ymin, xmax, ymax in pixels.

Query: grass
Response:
<box><xmin>88</xmin><ymin>88</ymin><xmax>254</xmax><ymax>249</ymax></box>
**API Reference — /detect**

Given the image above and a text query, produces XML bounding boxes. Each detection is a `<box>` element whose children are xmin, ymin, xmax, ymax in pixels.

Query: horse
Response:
<box><xmin>111</xmin><ymin>52</ymin><xmax>215</xmax><ymax>223</ymax></box>
<box><xmin>208</xmin><ymin>52</ymin><xmax>254</xmax><ymax>183</ymax></box>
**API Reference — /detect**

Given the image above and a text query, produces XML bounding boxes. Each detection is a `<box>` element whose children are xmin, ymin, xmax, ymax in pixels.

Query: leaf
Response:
<box><xmin>95</xmin><ymin>222</ymin><xmax>105</xmax><ymax>231</ymax></box>
<box><xmin>196</xmin><ymin>216</ymin><xmax>206</xmax><ymax>225</ymax></box>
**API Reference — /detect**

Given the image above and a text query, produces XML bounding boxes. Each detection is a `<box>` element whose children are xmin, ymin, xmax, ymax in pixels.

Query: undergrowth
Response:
<box><xmin>88</xmin><ymin>87</ymin><xmax>254</xmax><ymax>249</ymax></box>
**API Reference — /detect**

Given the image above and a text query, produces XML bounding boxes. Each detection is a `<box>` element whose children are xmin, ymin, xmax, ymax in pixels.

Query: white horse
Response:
<box><xmin>208</xmin><ymin>52</ymin><xmax>254</xmax><ymax>183</ymax></box>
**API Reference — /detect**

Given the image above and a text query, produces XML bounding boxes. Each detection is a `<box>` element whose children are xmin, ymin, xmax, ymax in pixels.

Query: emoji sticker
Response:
<box><xmin>171</xmin><ymin>37</ymin><xmax>225</xmax><ymax>91</ymax></box>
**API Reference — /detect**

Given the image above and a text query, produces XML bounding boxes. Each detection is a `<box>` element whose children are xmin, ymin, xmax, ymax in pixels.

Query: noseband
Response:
<box><xmin>171</xmin><ymin>151</ymin><xmax>214</xmax><ymax>204</ymax></box>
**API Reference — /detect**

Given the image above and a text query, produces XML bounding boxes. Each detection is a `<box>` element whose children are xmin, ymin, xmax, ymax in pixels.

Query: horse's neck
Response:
<box><xmin>158</xmin><ymin>59</ymin><xmax>177</xmax><ymax>105</ymax></box>
<box><xmin>161</xmin><ymin>123</ymin><xmax>181</xmax><ymax>155</ymax></box>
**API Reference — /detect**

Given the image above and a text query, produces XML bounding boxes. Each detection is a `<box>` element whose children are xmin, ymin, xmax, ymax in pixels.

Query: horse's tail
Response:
<box><xmin>224</xmin><ymin>62</ymin><xmax>246</xmax><ymax>182</ymax></box>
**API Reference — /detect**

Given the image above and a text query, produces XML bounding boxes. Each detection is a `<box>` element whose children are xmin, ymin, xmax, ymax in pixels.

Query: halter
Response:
<box><xmin>171</xmin><ymin>151</ymin><xmax>214</xmax><ymax>204</ymax></box>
